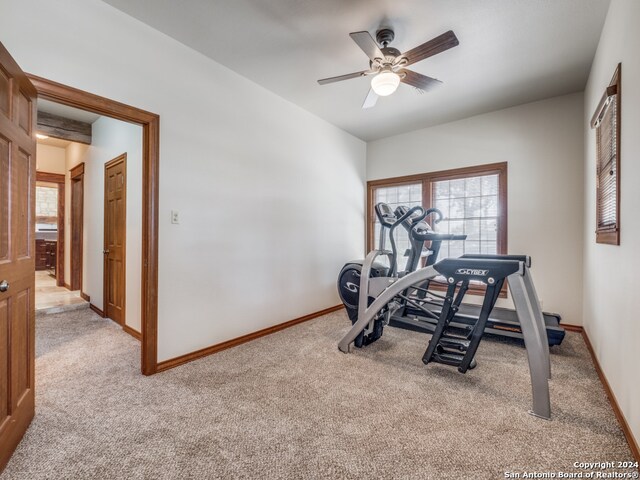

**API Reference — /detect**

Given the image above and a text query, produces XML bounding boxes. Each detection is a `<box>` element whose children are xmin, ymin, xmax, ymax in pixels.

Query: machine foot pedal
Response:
<box><xmin>438</xmin><ymin>337</ymin><xmax>470</xmax><ymax>352</ymax></box>
<box><xmin>428</xmin><ymin>351</ymin><xmax>463</xmax><ymax>366</ymax></box>
<box><xmin>353</xmin><ymin>319</ymin><xmax>385</xmax><ymax>348</ymax></box>
<box><xmin>423</xmin><ymin>348</ymin><xmax>477</xmax><ymax>371</ymax></box>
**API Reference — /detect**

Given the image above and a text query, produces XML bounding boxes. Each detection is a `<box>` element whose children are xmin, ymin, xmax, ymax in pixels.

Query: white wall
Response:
<box><xmin>36</xmin><ymin>144</ymin><xmax>65</xmax><ymax>174</ymax></box>
<box><xmin>367</xmin><ymin>93</ymin><xmax>585</xmax><ymax>325</ymax></box>
<box><xmin>583</xmin><ymin>0</ymin><xmax>640</xmax><ymax>447</ymax></box>
<box><xmin>0</xmin><ymin>0</ymin><xmax>366</xmax><ymax>361</ymax></box>
<box><xmin>63</xmin><ymin>118</ymin><xmax>143</xmax><ymax>333</ymax></box>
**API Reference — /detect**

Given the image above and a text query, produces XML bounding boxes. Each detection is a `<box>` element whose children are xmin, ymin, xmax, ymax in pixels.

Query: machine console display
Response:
<box><xmin>375</xmin><ymin>202</ymin><xmax>397</xmax><ymax>228</ymax></box>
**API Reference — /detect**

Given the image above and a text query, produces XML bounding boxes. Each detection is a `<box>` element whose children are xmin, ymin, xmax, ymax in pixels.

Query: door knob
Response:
<box><xmin>0</xmin><ymin>280</ymin><xmax>8</xmax><ymax>292</ymax></box>
<box><xmin>103</xmin><ymin>249</ymin><xmax>110</xmax><ymax>254</ymax></box>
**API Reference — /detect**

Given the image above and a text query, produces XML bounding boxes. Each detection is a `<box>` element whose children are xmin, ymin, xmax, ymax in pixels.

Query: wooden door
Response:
<box><xmin>104</xmin><ymin>154</ymin><xmax>126</xmax><ymax>325</ymax></box>
<box><xmin>70</xmin><ymin>163</ymin><xmax>84</xmax><ymax>291</ymax></box>
<box><xmin>0</xmin><ymin>42</ymin><xmax>37</xmax><ymax>471</ymax></box>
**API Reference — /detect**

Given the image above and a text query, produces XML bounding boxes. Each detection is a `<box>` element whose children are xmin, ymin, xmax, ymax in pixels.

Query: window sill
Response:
<box><xmin>596</xmin><ymin>229</ymin><xmax>619</xmax><ymax>245</ymax></box>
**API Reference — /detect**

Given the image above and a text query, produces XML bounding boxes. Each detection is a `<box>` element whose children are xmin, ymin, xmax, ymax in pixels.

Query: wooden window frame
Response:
<box><xmin>367</xmin><ymin>162</ymin><xmax>508</xmax><ymax>297</ymax></box>
<box><xmin>590</xmin><ymin>63</ymin><xmax>621</xmax><ymax>246</ymax></box>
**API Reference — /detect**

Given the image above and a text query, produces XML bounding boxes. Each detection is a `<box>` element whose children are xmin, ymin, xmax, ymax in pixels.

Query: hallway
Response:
<box><xmin>35</xmin><ymin>271</ymin><xmax>87</xmax><ymax>314</ymax></box>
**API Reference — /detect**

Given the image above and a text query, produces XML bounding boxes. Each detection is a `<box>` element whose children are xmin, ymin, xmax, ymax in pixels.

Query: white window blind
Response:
<box><xmin>596</xmin><ymin>97</ymin><xmax>617</xmax><ymax>231</ymax></box>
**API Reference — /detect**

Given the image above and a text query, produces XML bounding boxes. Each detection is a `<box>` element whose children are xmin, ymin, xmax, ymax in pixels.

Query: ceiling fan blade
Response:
<box><xmin>350</xmin><ymin>31</ymin><xmax>385</xmax><ymax>61</ymax></box>
<box><xmin>317</xmin><ymin>70</ymin><xmax>368</xmax><ymax>85</ymax></box>
<box><xmin>401</xmin><ymin>30</ymin><xmax>459</xmax><ymax>66</ymax></box>
<box><xmin>400</xmin><ymin>69</ymin><xmax>443</xmax><ymax>91</ymax></box>
<box><xmin>362</xmin><ymin>88</ymin><xmax>378</xmax><ymax>109</ymax></box>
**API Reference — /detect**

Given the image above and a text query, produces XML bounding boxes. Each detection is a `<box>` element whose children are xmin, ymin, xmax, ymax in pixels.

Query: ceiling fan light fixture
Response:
<box><xmin>371</xmin><ymin>70</ymin><xmax>400</xmax><ymax>96</ymax></box>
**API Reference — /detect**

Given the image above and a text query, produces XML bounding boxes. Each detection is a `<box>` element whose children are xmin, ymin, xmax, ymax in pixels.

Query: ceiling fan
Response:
<box><xmin>317</xmin><ymin>28</ymin><xmax>459</xmax><ymax>108</ymax></box>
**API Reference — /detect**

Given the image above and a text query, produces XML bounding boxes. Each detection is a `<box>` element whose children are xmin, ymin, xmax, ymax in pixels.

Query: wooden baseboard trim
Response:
<box><xmin>123</xmin><ymin>324</ymin><xmax>142</xmax><ymax>341</ymax></box>
<box><xmin>64</xmin><ymin>282</ymin><xmax>71</xmax><ymax>290</ymax></box>
<box><xmin>157</xmin><ymin>304</ymin><xmax>344</xmax><ymax>373</ymax></box>
<box><xmin>559</xmin><ymin>323</ymin><xmax>583</xmax><ymax>333</ymax></box>
<box><xmin>582</xmin><ymin>329</ymin><xmax>640</xmax><ymax>462</ymax></box>
<box><xmin>89</xmin><ymin>303</ymin><xmax>104</xmax><ymax>317</ymax></box>
<box><xmin>80</xmin><ymin>291</ymin><xmax>90</xmax><ymax>302</ymax></box>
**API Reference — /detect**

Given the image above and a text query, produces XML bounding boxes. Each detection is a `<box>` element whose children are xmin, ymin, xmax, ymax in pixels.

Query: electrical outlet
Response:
<box><xmin>171</xmin><ymin>210</ymin><xmax>180</xmax><ymax>224</ymax></box>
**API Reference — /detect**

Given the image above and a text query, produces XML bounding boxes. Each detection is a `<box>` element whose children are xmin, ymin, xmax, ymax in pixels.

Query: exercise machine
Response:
<box><xmin>337</xmin><ymin>206</ymin><xmax>553</xmax><ymax>418</ymax></box>
<box><xmin>392</xmin><ymin>204</ymin><xmax>565</xmax><ymax>346</ymax></box>
<box><xmin>337</xmin><ymin>204</ymin><xmax>455</xmax><ymax>347</ymax></box>
<box><xmin>338</xmin><ymin>203</ymin><xmax>565</xmax><ymax>346</ymax></box>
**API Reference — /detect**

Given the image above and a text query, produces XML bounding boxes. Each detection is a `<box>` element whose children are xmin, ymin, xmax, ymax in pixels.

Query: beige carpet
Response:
<box><xmin>1</xmin><ymin>309</ymin><xmax>635</xmax><ymax>479</ymax></box>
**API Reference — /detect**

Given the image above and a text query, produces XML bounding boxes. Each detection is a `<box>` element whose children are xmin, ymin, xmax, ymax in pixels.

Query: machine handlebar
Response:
<box><xmin>388</xmin><ymin>205</ymin><xmax>425</xmax><ymax>276</ymax></box>
<box><xmin>424</xmin><ymin>208</ymin><xmax>443</xmax><ymax>224</ymax></box>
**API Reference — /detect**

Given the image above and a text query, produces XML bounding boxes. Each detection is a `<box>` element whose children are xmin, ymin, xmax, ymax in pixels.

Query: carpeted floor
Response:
<box><xmin>1</xmin><ymin>309</ymin><xmax>635</xmax><ymax>479</ymax></box>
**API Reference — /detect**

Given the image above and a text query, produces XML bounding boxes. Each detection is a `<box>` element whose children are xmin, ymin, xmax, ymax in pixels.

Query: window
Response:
<box><xmin>36</xmin><ymin>185</ymin><xmax>58</xmax><ymax>218</ymax></box>
<box><xmin>432</xmin><ymin>174</ymin><xmax>499</xmax><ymax>259</ymax></box>
<box><xmin>367</xmin><ymin>162</ymin><xmax>507</xmax><ymax>296</ymax></box>
<box><xmin>591</xmin><ymin>63</ymin><xmax>621</xmax><ymax>245</ymax></box>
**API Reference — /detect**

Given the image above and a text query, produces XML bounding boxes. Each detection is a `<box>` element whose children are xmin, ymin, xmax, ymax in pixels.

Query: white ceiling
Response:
<box><xmin>102</xmin><ymin>0</ymin><xmax>610</xmax><ymax>141</ymax></box>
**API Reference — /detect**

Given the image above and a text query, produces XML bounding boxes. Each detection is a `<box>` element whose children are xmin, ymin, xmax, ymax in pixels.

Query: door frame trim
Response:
<box><xmin>27</xmin><ymin>74</ymin><xmax>160</xmax><ymax>375</ymax></box>
<box><xmin>103</xmin><ymin>153</ymin><xmax>127</xmax><ymax>327</ymax></box>
<box><xmin>35</xmin><ymin>171</ymin><xmax>65</xmax><ymax>287</ymax></box>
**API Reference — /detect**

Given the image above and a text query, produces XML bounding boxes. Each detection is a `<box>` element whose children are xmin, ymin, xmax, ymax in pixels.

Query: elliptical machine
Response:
<box><xmin>336</xmin><ymin>202</ymin><xmax>554</xmax><ymax>419</ymax></box>
<box><xmin>338</xmin><ymin>203</ymin><xmax>466</xmax><ymax>346</ymax></box>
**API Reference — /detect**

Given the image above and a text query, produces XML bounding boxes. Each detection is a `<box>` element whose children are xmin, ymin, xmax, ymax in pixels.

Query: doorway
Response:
<box><xmin>69</xmin><ymin>163</ymin><xmax>84</xmax><ymax>291</ymax></box>
<box><xmin>27</xmin><ymin>75</ymin><xmax>160</xmax><ymax>375</ymax></box>
<box><xmin>103</xmin><ymin>154</ymin><xmax>126</xmax><ymax>325</ymax></box>
<box><xmin>34</xmin><ymin>171</ymin><xmax>64</xmax><ymax>286</ymax></box>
